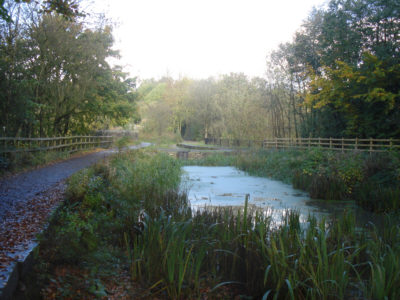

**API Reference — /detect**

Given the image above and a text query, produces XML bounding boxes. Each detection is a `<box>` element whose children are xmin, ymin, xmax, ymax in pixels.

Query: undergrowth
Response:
<box><xmin>236</xmin><ymin>149</ymin><xmax>400</xmax><ymax>212</ymax></box>
<box><xmin>24</xmin><ymin>148</ymin><xmax>400</xmax><ymax>299</ymax></box>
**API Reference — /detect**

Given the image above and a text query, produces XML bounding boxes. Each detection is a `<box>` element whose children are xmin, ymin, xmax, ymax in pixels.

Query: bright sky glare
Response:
<box><xmin>94</xmin><ymin>0</ymin><xmax>327</xmax><ymax>80</ymax></box>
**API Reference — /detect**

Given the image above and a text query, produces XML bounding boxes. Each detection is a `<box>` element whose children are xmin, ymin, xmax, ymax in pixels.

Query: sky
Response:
<box><xmin>93</xmin><ymin>0</ymin><xmax>327</xmax><ymax>80</ymax></box>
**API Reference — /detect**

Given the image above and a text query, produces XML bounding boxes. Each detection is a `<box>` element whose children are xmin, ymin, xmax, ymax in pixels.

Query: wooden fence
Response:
<box><xmin>204</xmin><ymin>137</ymin><xmax>400</xmax><ymax>152</ymax></box>
<box><xmin>0</xmin><ymin>136</ymin><xmax>114</xmax><ymax>155</ymax></box>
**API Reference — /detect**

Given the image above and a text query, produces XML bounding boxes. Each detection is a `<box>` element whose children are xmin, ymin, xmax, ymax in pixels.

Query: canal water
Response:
<box><xmin>181</xmin><ymin>166</ymin><xmax>362</xmax><ymax>223</ymax></box>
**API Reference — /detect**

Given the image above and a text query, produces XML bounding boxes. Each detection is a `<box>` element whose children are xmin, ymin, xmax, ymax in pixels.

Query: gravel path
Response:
<box><xmin>0</xmin><ymin>143</ymin><xmax>150</xmax><ymax>222</ymax></box>
<box><xmin>0</xmin><ymin>151</ymin><xmax>109</xmax><ymax>222</ymax></box>
<box><xmin>0</xmin><ymin>143</ymin><xmax>150</xmax><ymax>279</ymax></box>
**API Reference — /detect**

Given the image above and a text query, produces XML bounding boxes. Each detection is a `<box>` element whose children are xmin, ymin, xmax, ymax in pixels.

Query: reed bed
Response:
<box><xmin>125</xmin><ymin>200</ymin><xmax>400</xmax><ymax>299</ymax></box>
<box><xmin>32</xmin><ymin>149</ymin><xmax>400</xmax><ymax>299</ymax></box>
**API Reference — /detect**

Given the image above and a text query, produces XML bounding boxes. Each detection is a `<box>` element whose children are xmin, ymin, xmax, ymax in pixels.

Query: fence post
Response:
<box><xmin>329</xmin><ymin>137</ymin><xmax>332</xmax><ymax>149</ymax></box>
<box><xmin>275</xmin><ymin>137</ymin><xmax>278</xmax><ymax>149</ymax></box>
<box><xmin>2</xmin><ymin>140</ymin><xmax>5</xmax><ymax>161</ymax></box>
<box><xmin>390</xmin><ymin>138</ymin><xmax>393</xmax><ymax>151</ymax></box>
<box><xmin>341</xmin><ymin>137</ymin><xmax>344</xmax><ymax>152</ymax></box>
<box><xmin>369</xmin><ymin>138</ymin><xmax>373</xmax><ymax>153</ymax></box>
<box><xmin>355</xmin><ymin>137</ymin><xmax>358</xmax><ymax>150</ymax></box>
<box><xmin>318</xmin><ymin>137</ymin><xmax>321</xmax><ymax>148</ymax></box>
<box><xmin>308</xmin><ymin>136</ymin><xmax>311</xmax><ymax>149</ymax></box>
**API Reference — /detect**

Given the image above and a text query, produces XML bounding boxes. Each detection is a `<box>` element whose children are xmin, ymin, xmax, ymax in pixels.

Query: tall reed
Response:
<box><xmin>40</xmin><ymin>148</ymin><xmax>400</xmax><ymax>299</ymax></box>
<box><xmin>125</xmin><ymin>197</ymin><xmax>400</xmax><ymax>299</ymax></box>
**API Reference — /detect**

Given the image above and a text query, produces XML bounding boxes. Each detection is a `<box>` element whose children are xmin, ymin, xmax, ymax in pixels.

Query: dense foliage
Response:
<box><xmin>0</xmin><ymin>0</ymin><xmax>80</xmax><ymax>22</ymax></box>
<box><xmin>300</xmin><ymin>0</ymin><xmax>400</xmax><ymax>138</ymax></box>
<box><xmin>138</xmin><ymin>0</ymin><xmax>400</xmax><ymax>141</ymax></box>
<box><xmin>0</xmin><ymin>1</ymin><xmax>139</xmax><ymax>137</ymax></box>
<box><xmin>138</xmin><ymin>74</ymin><xmax>292</xmax><ymax>141</ymax></box>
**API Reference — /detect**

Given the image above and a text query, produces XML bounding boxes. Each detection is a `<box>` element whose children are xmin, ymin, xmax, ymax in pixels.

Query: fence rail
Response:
<box><xmin>0</xmin><ymin>135</ymin><xmax>114</xmax><ymax>154</ymax></box>
<box><xmin>204</xmin><ymin>137</ymin><xmax>400</xmax><ymax>152</ymax></box>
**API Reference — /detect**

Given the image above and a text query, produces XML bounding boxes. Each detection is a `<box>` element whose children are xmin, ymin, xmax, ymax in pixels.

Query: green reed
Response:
<box><xmin>125</xmin><ymin>201</ymin><xmax>400</xmax><ymax>299</ymax></box>
<box><xmin>36</xmin><ymin>149</ymin><xmax>400</xmax><ymax>299</ymax></box>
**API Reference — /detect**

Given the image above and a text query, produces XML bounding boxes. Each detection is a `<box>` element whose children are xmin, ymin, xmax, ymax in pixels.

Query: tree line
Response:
<box><xmin>138</xmin><ymin>74</ymin><xmax>292</xmax><ymax>141</ymax></box>
<box><xmin>2</xmin><ymin>0</ymin><xmax>399</xmax><ymax>140</ymax></box>
<box><xmin>0</xmin><ymin>0</ymin><xmax>139</xmax><ymax>137</ymax></box>
<box><xmin>139</xmin><ymin>0</ymin><xmax>400</xmax><ymax>140</ymax></box>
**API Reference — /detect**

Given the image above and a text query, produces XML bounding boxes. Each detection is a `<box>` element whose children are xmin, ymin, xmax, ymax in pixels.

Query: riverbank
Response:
<box><xmin>186</xmin><ymin>149</ymin><xmax>400</xmax><ymax>213</ymax></box>
<box><xmin>18</xmin><ymin>148</ymin><xmax>400</xmax><ymax>299</ymax></box>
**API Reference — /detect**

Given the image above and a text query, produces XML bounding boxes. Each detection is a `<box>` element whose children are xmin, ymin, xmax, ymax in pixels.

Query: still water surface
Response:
<box><xmin>182</xmin><ymin>166</ymin><xmax>364</xmax><ymax>223</ymax></box>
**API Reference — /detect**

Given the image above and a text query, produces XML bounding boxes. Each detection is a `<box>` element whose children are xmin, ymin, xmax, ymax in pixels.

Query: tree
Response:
<box><xmin>163</xmin><ymin>77</ymin><xmax>192</xmax><ymax>137</ymax></box>
<box><xmin>187</xmin><ymin>78</ymin><xmax>221</xmax><ymax>140</ymax></box>
<box><xmin>306</xmin><ymin>53</ymin><xmax>400</xmax><ymax>138</ymax></box>
<box><xmin>0</xmin><ymin>0</ymin><xmax>80</xmax><ymax>22</ymax></box>
<box><xmin>269</xmin><ymin>0</ymin><xmax>400</xmax><ymax>138</ymax></box>
<box><xmin>0</xmin><ymin>4</ymin><xmax>138</xmax><ymax>137</ymax></box>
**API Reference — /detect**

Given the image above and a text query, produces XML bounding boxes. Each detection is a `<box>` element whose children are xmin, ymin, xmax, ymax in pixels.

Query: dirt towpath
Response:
<box><xmin>0</xmin><ymin>143</ymin><xmax>150</xmax><ymax>221</ymax></box>
<box><xmin>0</xmin><ymin>143</ymin><xmax>150</xmax><ymax>298</ymax></box>
<box><xmin>0</xmin><ymin>150</ymin><xmax>108</xmax><ymax>221</ymax></box>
